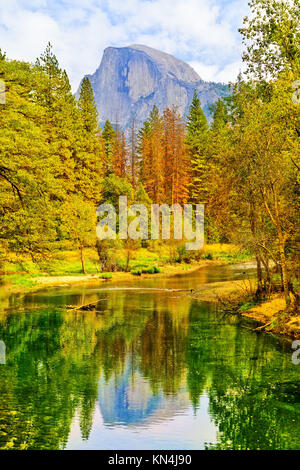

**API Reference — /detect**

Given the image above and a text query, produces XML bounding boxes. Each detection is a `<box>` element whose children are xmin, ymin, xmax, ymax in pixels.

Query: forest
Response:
<box><xmin>0</xmin><ymin>0</ymin><xmax>299</xmax><ymax>317</ymax></box>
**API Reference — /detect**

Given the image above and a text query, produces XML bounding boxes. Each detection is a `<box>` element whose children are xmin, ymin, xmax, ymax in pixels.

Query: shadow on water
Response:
<box><xmin>0</xmin><ymin>263</ymin><xmax>299</xmax><ymax>450</ymax></box>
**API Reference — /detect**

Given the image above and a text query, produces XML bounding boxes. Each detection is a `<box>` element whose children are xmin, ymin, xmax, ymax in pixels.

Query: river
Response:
<box><xmin>0</xmin><ymin>263</ymin><xmax>299</xmax><ymax>450</ymax></box>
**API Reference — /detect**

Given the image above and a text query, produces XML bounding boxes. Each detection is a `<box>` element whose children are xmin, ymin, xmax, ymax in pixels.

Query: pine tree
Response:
<box><xmin>139</xmin><ymin>106</ymin><xmax>165</xmax><ymax>203</ymax></box>
<box><xmin>163</xmin><ymin>107</ymin><xmax>190</xmax><ymax>204</ymax></box>
<box><xmin>35</xmin><ymin>42</ymin><xmax>79</xmax><ymax>200</ymax></box>
<box><xmin>111</xmin><ymin>122</ymin><xmax>128</xmax><ymax>178</ymax></box>
<box><xmin>102</xmin><ymin>119</ymin><xmax>116</xmax><ymax>175</ymax></box>
<box><xmin>78</xmin><ymin>77</ymin><xmax>99</xmax><ymax>133</ymax></box>
<box><xmin>186</xmin><ymin>90</ymin><xmax>209</xmax><ymax>203</ymax></box>
<box><xmin>129</xmin><ymin>115</ymin><xmax>138</xmax><ymax>188</ymax></box>
<box><xmin>77</xmin><ymin>76</ymin><xmax>103</xmax><ymax>204</ymax></box>
<box><xmin>211</xmin><ymin>99</ymin><xmax>229</xmax><ymax>133</ymax></box>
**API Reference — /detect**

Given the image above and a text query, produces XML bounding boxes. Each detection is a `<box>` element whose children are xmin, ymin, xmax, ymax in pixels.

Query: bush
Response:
<box><xmin>100</xmin><ymin>273</ymin><xmax>112</xmax><ymax>280</ymax></box>
<box><xmin>131</xmin><ymin>269</ymin><xmax>142</xmax><ymax>276</ymax></box>
<box><xmin>142</xmin><ymin>266</ymin><xmax>155</xmax><ymax>274</ymax></box>
<box><xmin>131</xmin><ymin>265</ymin><xmax>160</xmax><ymax>275</ymax></box>
<box><xmin>176</xmin><ymin>245</ymin><xmax>194</xmax><ymax>263</ymax></box>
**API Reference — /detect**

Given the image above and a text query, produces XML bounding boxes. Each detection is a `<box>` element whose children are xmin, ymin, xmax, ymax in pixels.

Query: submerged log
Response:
<box><xmin>67</xmin><ymin>298</ymin><xmax>107</xmax><ymax>311</ymax></box>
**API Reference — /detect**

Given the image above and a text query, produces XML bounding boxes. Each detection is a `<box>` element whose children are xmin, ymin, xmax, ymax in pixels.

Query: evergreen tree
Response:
<box><xmin>35</xmin><ymin>42</ymin><xmax>79</xmax><ymax>200</ymax></box>
<box><xmin>129</xmin><ymin>116</ymin><xmax>138</xmax><ymax>188</ymax></box>
<box><xmin>211</xmin><ymin>99</ymin><xmax>229</xmax><ymax>133</ymax></box>
<box><xmin>102</xmin><ymin>119</ymin><xmax>116</xmax><ymax>175</ymax></box>
<box><xmin>77</xmin><ymin>76</ymin><xmax>103</xmax><ymax>203</ymax></box>
<box><xmin>186</xmin><ymin>90</ymin><xmax>209</xmax><ymax>203</ymax></box>
<box><xmin>112</xmin><ymin>123</ymin><xmax>127</xmax><ymax>178</ymax></box>
<box><xmin>78</xmin><ymin>77</ymin><xmax>99</xmax><ymax>133</ymax></box>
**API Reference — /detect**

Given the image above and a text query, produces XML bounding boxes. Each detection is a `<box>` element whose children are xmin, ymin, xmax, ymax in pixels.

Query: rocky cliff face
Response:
<box><xmin>78</xmin><ymin>45</ymin><xmax>229</xmax><ymax>128</ymax></box>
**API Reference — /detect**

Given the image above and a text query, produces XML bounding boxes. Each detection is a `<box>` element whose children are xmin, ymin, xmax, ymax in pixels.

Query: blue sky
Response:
<box><xmin>0</xmin><ymin>0</ymin><xmax>250</xmax><ymax>90</ymax></box>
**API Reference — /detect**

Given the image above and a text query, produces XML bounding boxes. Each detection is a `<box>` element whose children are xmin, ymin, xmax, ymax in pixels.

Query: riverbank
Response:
<box><xmin>191</xmin><ymin>280</ymin><xmax>300</xmax><ymax>340</ymax></box>
<box><xmin>241</xmin><ymin>295</ymin><xmax>300</xmax><ymax>339</ymax></box>
<box><xmin>2</xmin><ymin>251</ymin><xmax>299</xmax><ymax>340</ymax></box>
<box><xmin>0</xmin><ymin>258</ymin><xmax>229</xmax><ymax>295</ymax></box>
<box><xmin>1</xmin><ymin>243</ymin><xmax>251</xmax><ymax>294</ymax></box>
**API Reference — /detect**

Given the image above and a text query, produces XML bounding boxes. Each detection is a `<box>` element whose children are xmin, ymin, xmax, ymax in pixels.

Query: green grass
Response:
<box><xmin>4</xmin><ymin>249</ymin><xmax>100</xmax><ymax>277</ymax></box>
<box><xmin>199</xmin><ymin>244</ymin><xmax>252</xmax><ymax>263</ymax></box>
<box><xmin>7</xmin><ymin>274</ymin><xmax>38</xmax><ymax>288</ymax></box>
<box><xmin>239</xmin><ymin>300</ymin><xmax>260</xmax><ymax>312</ymax></box>
<box><xmin>43</xmin><ymin>259</ymin><xmax>98</xmax><ymax>276</ymax></box>
<box><xmin>3</xmin><ymin>243</ymin><xmax>252</xmax><ymax>288</ymax></box>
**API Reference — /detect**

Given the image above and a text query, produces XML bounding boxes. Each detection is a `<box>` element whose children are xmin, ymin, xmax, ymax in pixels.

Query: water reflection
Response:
<box><xmin>0</xmin><ymin>284</ymin><xmax>299</xmax><ymax>450</ymax></box>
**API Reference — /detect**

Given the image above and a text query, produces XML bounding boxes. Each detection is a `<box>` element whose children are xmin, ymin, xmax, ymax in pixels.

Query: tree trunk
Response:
<box><xmin>278</xmin><ymin>237</ymin><xmax>290</xmax><ymax>307</ymax></box>
<box><xmin>273</xmin><ymin>191</ymin><xmax>290</xmax><ymax>308</ymax></box>
<box><xmin>261</xmin><ymin>255</ymin><xmax>271</xmax><ymax>296</ymax></box>
<box><xmin>263</xmin><ymin>185</ymin><xmax>291</xmax><ymax>308</ymax></box>
<box><xmin>125</xmin><ymin>250</ymin><xmax>131</xmax><ymax>272</ymax></box>
<box><xmin>268</xmin><ymin>186</ymin><xmax>290</xmax><ymax>307</ymax></box>
<box><xmin>249</xmin><ymin>198</ymin><xmax>264</xmax><ymax>298</ymax></box>
<box><xmin>80</xmin><ymin>244</ymin><xmax>86</xmax><ymax>274</ymax></box>
<box><xmin>255</xmin><ymin>255</ymin><xmax>264</xmax><ymax>298</ymax></box>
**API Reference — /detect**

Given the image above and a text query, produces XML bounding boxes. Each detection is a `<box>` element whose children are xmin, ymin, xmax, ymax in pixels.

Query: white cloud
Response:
<box><xmin>0</xmin><ymin>0</ymin><xmax>250</xmax><ymax>90</ymax></box>
<box><xmin>189</xmin><ymin>59</ymin><xmax>245</xmax><ymax>83</ymax></box>
<box><xmin>214</xmin><ymin>60</ymin><xmax>245</xmax><ymax>83</ymax></box>
<box><xmin>188</xmin><ymin>62</ymin><xmax>218</xmax><ymax>81</ymax></box>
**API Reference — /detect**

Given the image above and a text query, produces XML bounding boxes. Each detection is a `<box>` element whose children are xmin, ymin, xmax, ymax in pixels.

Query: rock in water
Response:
<box><xmin>78</xmin><ymin>44</ymin><xmax>229</xmax><ymax>128</ymax></box>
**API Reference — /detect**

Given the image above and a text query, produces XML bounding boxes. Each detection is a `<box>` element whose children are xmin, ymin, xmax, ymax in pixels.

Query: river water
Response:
<box><xmin>0</xmin><ymin>263</ymin><xmax>299</xmax><ymax>450</ymax></box>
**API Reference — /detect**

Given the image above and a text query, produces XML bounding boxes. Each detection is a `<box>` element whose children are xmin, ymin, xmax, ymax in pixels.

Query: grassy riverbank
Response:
<box><xmin>2</xmin><ymin>243</ymin><xmax>299</xmax><ymax>340</ymax></box>
<box><xmin>241</xmin><ymin>295</ymin><xmax>300</xmax><ymax>339</ymax></box>
<box><xmin>1</xmin><ymin>243</ymin><xmax>251</xmax><ymax>294</ymax></box>
<box><xmin>192</xmin><ymin>280</ymin><xmax>300</xmax><ymax>340</ymax></box>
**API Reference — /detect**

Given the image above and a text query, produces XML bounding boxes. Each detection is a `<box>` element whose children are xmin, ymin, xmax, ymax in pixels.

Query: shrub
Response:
<box><xmin>176</xmin><ymin>245</ymin><xmax>193</xmax><ymax>263</ymax></box>
<box><xmin>131</xmin><ymin>269</ymin><xmax>142</xmax><ymax>276</ymax></box>
<box><xmin>100</xmin><ymin>273</ymin><xmax>112</xmax><ymax>280</ymax></box>
<box><xmin>131</xmin><ymin>265</ymin><xmax>160</xmax><ymax>275</ymax></box>
<box><xmin>142</xmin><ymin>266</ymin><xmax>155</xmax><ymax>274</ymax></box>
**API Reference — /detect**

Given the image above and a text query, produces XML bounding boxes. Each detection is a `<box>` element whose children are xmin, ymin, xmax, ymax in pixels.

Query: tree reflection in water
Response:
<box><xmin>0</xmin><ymin>289</ymin><xmax>299</xmax><ymax>449</ymax></box>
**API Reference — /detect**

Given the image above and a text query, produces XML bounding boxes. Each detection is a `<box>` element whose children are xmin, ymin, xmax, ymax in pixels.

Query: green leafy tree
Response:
<box><xmin>240</xmin><ymin>0</ymin><xmax>300</xmax><ymax>80</ymax></box>
<box><xmin>0</xmin><ymin>53</ymin><xmax>58</xmax><ymax>260</ymax></box>
<box><xmin>61</xmin><ymin>195</ymin><xmax>97</xmax><ymax>274</ymax></box>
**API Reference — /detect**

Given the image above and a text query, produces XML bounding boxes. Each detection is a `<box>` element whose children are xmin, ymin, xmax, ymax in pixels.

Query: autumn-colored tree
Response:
<box><xmin>139</xmin><ymin>106</ymin><xmax>165</xmax><ymax>203</ymax></box>
<box><xmin>162</xmin><ymin>107</ymin><xmax>190</xmax><ymax>204</ymax></box>
<box><xmin>222</xmin><ymin>77</ymin><xmax>299</xmax><ymax>306</ymax></box>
